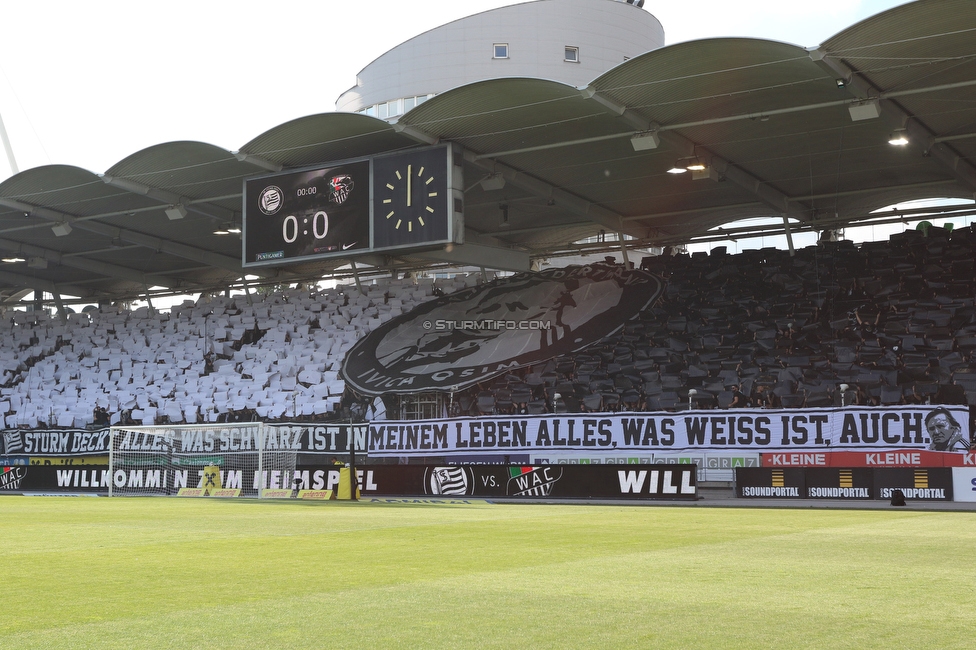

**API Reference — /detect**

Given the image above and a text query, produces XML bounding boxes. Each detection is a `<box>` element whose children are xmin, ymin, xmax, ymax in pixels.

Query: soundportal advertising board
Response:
<box><xmin>735</xmin><ymin>466</ymin><xmax>955</xmax><ymax>500</ymax></box>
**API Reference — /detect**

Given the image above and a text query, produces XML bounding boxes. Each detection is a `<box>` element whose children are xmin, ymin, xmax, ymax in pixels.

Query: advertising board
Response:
<box><xmin>1</xmin><ymin>463</ymin><xmax>696</xmax><ymax>500</ymax></box>
<box><xmin>736</xmin><ymin>467</ymin><xmax>954</xmax><ymax>501</ymax></box>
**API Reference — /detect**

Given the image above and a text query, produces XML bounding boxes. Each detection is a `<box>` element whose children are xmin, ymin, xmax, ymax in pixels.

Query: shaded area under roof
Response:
<box><xmin>0</xmin><ymin>0</ymin><xmax>972</xmax><ymax>306</ymax></box>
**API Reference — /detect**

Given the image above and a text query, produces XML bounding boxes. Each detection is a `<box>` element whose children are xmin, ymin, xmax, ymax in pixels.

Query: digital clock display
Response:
<box><xmin>372</xmin><ymin>146</ymin><xmax>450</xmax><ymax>250</ymax></box>
<box><xmin>243</xmin><ymin>160</ymin><xmax>370</xmax><ymax>266</ymax></box>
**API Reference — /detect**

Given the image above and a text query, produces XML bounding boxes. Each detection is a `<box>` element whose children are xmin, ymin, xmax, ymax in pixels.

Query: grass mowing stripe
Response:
<box><xmin>1</xmin><ymin>498</ymin><xmax>973</xmax><ymax>648</ymax></box>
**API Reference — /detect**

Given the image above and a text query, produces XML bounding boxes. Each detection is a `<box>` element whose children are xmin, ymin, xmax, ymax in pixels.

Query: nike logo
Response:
<box><xmin>342</xmin><ymin>242</ymin><xmax>358</xmax><ymax>250</ymax></box>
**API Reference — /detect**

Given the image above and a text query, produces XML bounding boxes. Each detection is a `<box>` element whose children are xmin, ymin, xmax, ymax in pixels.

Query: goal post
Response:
<box><xmin>107</xmin><ymin>422</ymin><xmax>297</xmax><ymax>497</ymax></box>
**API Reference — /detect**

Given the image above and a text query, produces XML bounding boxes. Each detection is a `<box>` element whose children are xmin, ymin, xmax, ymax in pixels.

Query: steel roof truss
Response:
<box><xmin>100</xmin><ymin>175</ymin><xmax>236</xmax><ymax>222</ymax></box>
<box><xmin>392</xmin><ymin>117</ymin><xmax>646</xmax><ymax>241</ymax></box>
<box><xmin>579</xmin><ymin>85</ymin><xmax>813</xmax><ymax>224</ymax></box>
<box><xmin>0</xmin><ymin>197</ymin><xmax>249</xmax><ymax>275</ymax></box>
<box><xmin>0</xmin><ymin>235</ymin><xmax>189</xmax><ymax>290</ymax></box>
<box><xmin>809</xmin><ymin>49</ymin><xmax>976</xmax><ymax>192</ymax></box>
<box><xmin>0</xmin><ymin>268</ymin><xmax>90</xmax><ymax>298</ymax></box>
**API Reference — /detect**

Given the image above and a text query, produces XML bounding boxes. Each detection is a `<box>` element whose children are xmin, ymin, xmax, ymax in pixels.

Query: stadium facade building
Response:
<box><xmin>336</xmin><ymin>0</ymin><xmax>666</xmax><ymax>268</ymax></box>
<box><xmin>336</xmin><ymin>0</ymin><xmax>662</xmax><ymax>118</ymax></box>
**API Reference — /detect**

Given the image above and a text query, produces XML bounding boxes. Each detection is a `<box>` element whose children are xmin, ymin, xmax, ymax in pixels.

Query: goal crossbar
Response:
<box><xmin>108</xmin><ymin>422</ymin><xmax>296</xmax><ymax>498</ymax></box>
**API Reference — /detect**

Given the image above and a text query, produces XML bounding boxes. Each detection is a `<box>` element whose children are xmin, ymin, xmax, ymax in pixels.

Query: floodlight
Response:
<box><xmin>848</xmin><ymin>99</ymin><xmax>880</xmax><ymax>121</ymax></box>
<box><xmin>51</xmin><ymin>222</ymin><xmax>72</xmax><ymax>237</ymax></box>
<box><xmin>630</xmin><ymin>131</ymin><xmax>660</xmax><ymax>151</ymax></box>
<box><xmin>165</xmin><ymin>204</ymin><xmax>188</xmax><ymax>220</ymax></box>
<box><xmin>480</xmin><ymin>173</ymin><xmax>506</xmax><ymax>191</ymax></box>
<box><xmin>888</xmin><ymin>128</ymin><xmax>909</xmax><ymax>146</ymax></box>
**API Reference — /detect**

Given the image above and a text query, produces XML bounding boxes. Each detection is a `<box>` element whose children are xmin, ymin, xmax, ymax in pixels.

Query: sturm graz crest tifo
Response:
<box><xmin>341</xmin><ymin>265</ymin><xmax>664</xmax><ymax>394</ymax></box>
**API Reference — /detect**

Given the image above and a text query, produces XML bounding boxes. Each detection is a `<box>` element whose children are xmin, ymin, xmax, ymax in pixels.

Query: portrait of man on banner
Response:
<box><xmin>924</xmin><ymin>407</ymin><xmax>970</xmax><ymax>451</ymax></box>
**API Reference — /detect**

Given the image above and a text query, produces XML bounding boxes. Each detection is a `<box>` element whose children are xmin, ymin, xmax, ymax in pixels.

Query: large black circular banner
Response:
<box><xmin>341</xmin><ymin>265</ymin><xmax>664</xmax><ymax>395</ymax></box>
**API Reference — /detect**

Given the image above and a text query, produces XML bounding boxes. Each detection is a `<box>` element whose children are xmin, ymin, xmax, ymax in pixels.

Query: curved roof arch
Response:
<box><xmin>0</xmin><ymin>0</ymin><xmax>973</xmax><ymax>305</ymax></box>
<box><xmin>0</xmin><ymin>164</ymin><xmax>105</xmax><ymax>206</ymax></box>
<box><xmin>239</xmin><ymin>112</ymin><xmax>416</xmax><ymax>169</ymax></box>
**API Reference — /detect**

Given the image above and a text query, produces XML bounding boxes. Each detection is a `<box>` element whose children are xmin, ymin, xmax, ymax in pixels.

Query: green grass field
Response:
<box><xmin>1</xmin><ymin>497</ymin><xmax>974</xmax><ymax>649</ymax></box>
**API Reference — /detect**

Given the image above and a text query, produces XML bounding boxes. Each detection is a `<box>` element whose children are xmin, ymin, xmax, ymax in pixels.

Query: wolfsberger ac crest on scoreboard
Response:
<box><xmin>242</xmin><ymin>144</ymin><xmax>464</xmax><ymax>267</ymax></box>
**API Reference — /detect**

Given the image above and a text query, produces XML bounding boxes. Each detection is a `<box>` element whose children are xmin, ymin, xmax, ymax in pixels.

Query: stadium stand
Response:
<box><xmin>2</xmin><ymin>225</ymin><xmax>976</xmax><ymax>429</ymax></box>
<box><xmin>450</xmin><ymin>226</ymin><xmax>976</xmax><ymax>417</ymax></box>
<box><xmin>0</xmin><ymin>275</ymin><xmax>466</xmax><ymax>428</ymax></box>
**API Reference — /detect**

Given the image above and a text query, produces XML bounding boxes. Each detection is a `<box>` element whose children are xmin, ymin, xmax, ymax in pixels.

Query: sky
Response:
<box><xmin>0</xmin><ymin>0</ymin><xmax>911</xmax><ymax>182</ymax></box>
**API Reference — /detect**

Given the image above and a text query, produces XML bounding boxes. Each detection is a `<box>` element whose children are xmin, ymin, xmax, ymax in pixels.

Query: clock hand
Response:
<box><xmin>407</xmin><ymin>164</ymin><xmax>412</xmax><ymax>208</ymax></box>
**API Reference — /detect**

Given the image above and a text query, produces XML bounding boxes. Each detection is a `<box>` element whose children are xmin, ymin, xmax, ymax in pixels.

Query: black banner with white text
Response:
<box><xmin>1</xmin><ymin>424</ymin><xmax>369</xmax><ymax>457</ymax></box>
<box><xmin>0</xmin><ymin>463</ymin><xmax>697</xmax><ymax>500</ymax></box>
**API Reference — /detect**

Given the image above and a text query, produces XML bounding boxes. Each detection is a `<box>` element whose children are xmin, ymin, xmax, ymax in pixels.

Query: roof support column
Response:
<box><xmin>51</xmin><ymin>291</ymin><xmax>68</xmax><ymax>325</ymax></box>
<box><xmin>782</xmin><ymin>215</ymin><xmax>795</xmax><ymax>257</ymax></box>
<box><xmin>350</xmin><ymin>260</ymin><xmax>366</xmax><ymax>296</ymax></box>
<box><xmin>143</xmin><ymin>284</ymin><xmax>155</xmax><ymax>316</ymax></box>
<box><xmin>617</xmin><ymin>233</ymin><xmax>630</xmax><ymax>267</ymax></box>
<box><xmin>241</xmin><ymin>277</ymin><xmax>253</xmax><ymax>306</ymax></box>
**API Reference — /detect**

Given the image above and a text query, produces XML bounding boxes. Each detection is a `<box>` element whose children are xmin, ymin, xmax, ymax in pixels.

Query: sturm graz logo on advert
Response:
<box><xmin>424</xmin><ymin>466</ymin><xmax>474</xmax><ymax>495</ymax></box>
<box><xmin>258</xmin><ymin>186</ymin><xmax>283</xmax><ymax>215</ymax></box>
<box><xmin>341</xmin><ymin>265</ymin><xmax>664</xmax><ymax>394</ymax></box>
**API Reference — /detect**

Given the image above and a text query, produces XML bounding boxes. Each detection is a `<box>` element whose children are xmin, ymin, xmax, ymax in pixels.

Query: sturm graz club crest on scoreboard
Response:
<box><xmin>341</xmin><ymin>265</ymin><xmax>664</xmax><ymax>394</ymax></box>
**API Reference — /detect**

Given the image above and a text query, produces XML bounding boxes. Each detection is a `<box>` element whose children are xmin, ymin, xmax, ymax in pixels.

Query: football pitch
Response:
<box><xmin>1</xmin><ymin>497</ymin><xmax>974</xmax><ymax>649</ymax></box>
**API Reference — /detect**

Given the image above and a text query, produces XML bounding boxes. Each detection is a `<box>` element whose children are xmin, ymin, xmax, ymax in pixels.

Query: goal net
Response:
<box><xmin>108</xmin><ymin>422</ymin><xmax>297</xmax><ymax>498</ymax></box>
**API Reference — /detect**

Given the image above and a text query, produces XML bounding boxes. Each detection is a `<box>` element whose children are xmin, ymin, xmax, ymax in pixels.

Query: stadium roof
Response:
<box><xmin>0</xmin><ymin>0</ymin><xmax>974</xmax><ymax>305</ymax></box>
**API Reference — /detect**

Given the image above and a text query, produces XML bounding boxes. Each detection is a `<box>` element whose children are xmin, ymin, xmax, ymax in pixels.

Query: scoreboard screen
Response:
<box><xmin>243</xmin><ymin>145</ymin><xmax>462</xmax><ymax>268</ymax></box>
<box><xmin>244</xmin><ymin>160</ymin><xmax>371</xmax><ymax>266</ymax></box>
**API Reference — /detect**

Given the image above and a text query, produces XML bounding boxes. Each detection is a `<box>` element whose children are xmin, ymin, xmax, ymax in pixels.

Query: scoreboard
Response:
<box><xmin>243</xmin><ymin>144</ymin><xmax>463</xmax><ymax>267</ymax></box>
